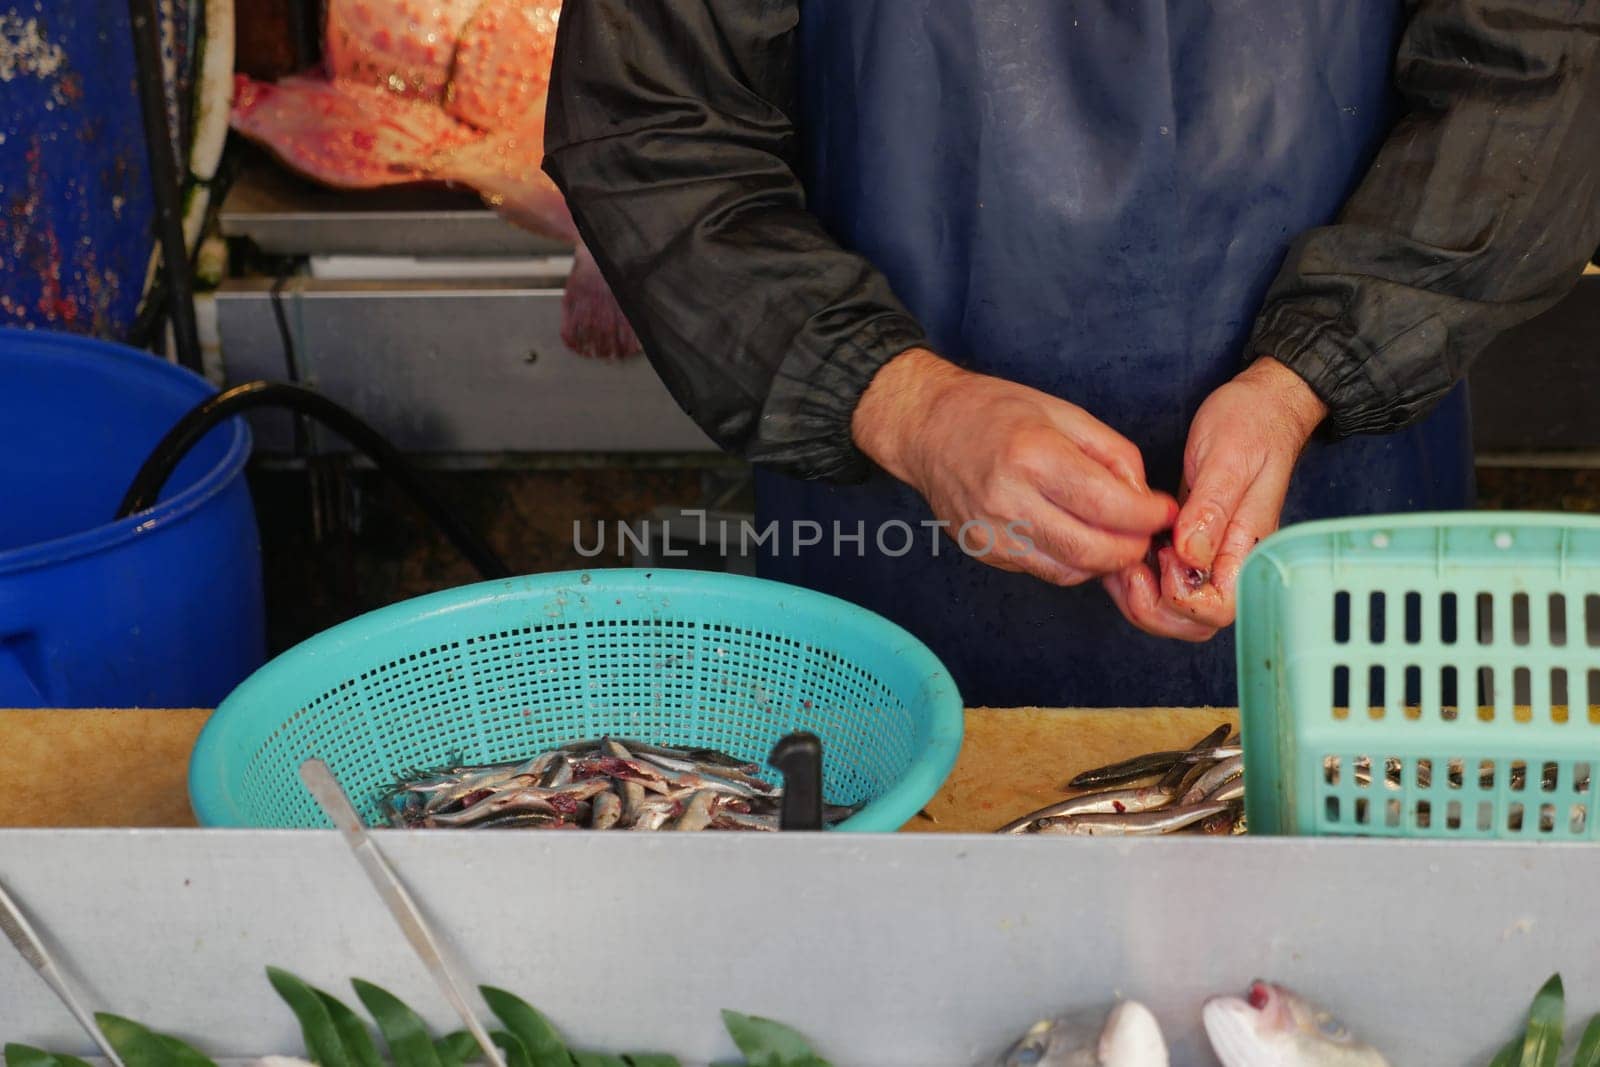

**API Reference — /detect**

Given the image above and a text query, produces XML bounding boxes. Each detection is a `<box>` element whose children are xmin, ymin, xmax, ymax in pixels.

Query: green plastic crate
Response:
<box><xmin>1237</xmin><ymin>512</ymin><xmax>1600</xmax><ymax>840</ymax></box>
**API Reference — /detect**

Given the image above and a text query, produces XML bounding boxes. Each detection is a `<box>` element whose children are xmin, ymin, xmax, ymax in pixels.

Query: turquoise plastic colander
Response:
<box><xmin>189</xmin><ymin>569</ymin><xmax>963</xmax><ymax>831</ymax></box>
<box><xmin>1238</xmin><ymin>512</ymin><xmax>1600</xmax><ymax>840</ymax></box>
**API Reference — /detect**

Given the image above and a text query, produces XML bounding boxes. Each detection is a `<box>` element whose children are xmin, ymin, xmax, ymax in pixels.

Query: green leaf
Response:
<box><xmin>267</xmin><ymin>966</ymin><xmax>354</xmax><ymax>1067</ymax></box>
<box><xmin>480</xmin><ymin>987</ymin><xmax>569</xmax><ymax>1067</ymax></box>
<box><xmin>719</xmin><ymin>1011</ymin><xmax>830</xmax><ymax>1067</ymax></box>
<box><xmin>1573</xmin><ymin>1013</ymin><xmax>1600</xmax><ymax>1067</ymax></box>
<box><xmin>352</xmin><ymin>979</ymin><xmax>445</xmax><ymax>1067</ymax></box>
<box><xmin>492</xmin><ymin>1030</ymin><xmax>534</xmax><ymax>1067</ymax></box>
<box><xmin>158</xmin><ymin>1034</ymin><xmax>222</xmax><ymax>1067</ymax></box>
<box><xmin>318</xmin><ymin>990</ymin><xmax>386</xmax><ymax>1067</ymax></box>
<box><xmin>570</xmin><ymin>1055</ymin><xmax>629</xmax><ymax>1067</ymax></box>
<box><xmin>1519</xmin><ymin>974</ymin><xmax>1564</xmax><ymax>1067</ymax></box>
<box><xmin>3</xmin><ymin>1045</ymin><xmax>93</xmax><ymax>1067</ymax></box>
<box><xmin>1489</xmin><ymin>1036</ymin><xmax>1522</xmax><ymax>1067</ymax></box>
<box><xmin>622</xmin><ymin>1056</ymin><xmax>683</xmax><ymax>1067</ymax></box>
<box><xmin>436</xmin><ymin>1031</ymin><xmax>483</xmax><ymax>1067</ymax></box>
<box><xmin>95</xmin><ymin>1014</ymin><xmax>218</xmax><ymax>1067</ymax></box>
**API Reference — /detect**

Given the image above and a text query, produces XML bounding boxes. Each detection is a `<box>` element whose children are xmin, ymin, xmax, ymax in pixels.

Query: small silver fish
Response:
<box><xmin>590</xmin><ymin>790</ymin><xmax>622</xmax><ymax>830</ymax></box>
<box><xmin>1182</xmin><ymin>755</ymin><xmax>1244</xmax><ymax>805</ymax></box>
<box><xmin>699</xmin><ymin>762</ymin><xmax>779</xmax><ymax>793</ymax></box>
<box><xmin>477</xmin><ymin>812</ymin><xmax>566</xmax><ymax>830</ymax></box>
<box><xmin>541</xmin><ymin>754</ymin><xmax>574</xmax><ymax>789</ymax></box>
<box><xmin>1000</xmin><ymin>788</ymin><xmax>1173</xmax><ymax>834</ymax></box>
<box><xmin>672</xmin><ymin>770</ymin><xmax>758</xmax><ymax>799</ymax></box>
<box><xmin>1203</xmin><ymin>982</ymin><xmax>1389</xmax><ymax>1067</ymax></box>
<box><xmin>1172</xmin><ymin>760</ymin><xmax>1212</xmax><ymax>801</ymax></box>
<box><xmin>632</xmin><ymin>806</ymin><xmax>675</xmax><ymax>831</ymax></box>
<box><xmin>631</xmin><ymin>794</ymin><xmax>681</xmax><ymax>831</ymax></box>
<box><xmin>1036</xmin><ymin>802</ymin><xmax>1227</xmax><ymax>837</ymax></box>
<box><xmin>712</xmin><ymin>811</ymin><xmax>779</xmax><ymax>831</ymax></box>
<box><xmin>619</xmin><ymin>779</ymin><xmax>647</xmax><ymax>826</ymax></box>
<box><xmin>512</xmin><ymin>751</ymin><xmax>558</xmax><ymax>780</ymax></box>
<box><xmin>1206</xmin><ymin>779</ymin><xmax>1245</xmax><ymax>804</ymax></box>
<box><xmin>427</xmin><ymin>788</ymin><xmax>558</xmax><ymax>828</ymax></box>
<box><xmin>633</xmin><ymin>750</ymin><xmax>700</xmax><ymax>775</ymax></box>
<box><xmin>673</xmin><ymin>790</ymin><xmax>717</xmax><ymax>831</ymax></box>
<box><xmin>610</xmin><ymin>738</ymin><xmax>695</xmax><ymax>760</ymax></box>
<box><xmin>1158</xmin><ymin>724</ymin><xmax>1234</xmax><ymax>793</ymax></box>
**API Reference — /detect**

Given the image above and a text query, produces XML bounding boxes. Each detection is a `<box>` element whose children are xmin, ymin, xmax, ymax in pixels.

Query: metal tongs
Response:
<box><xmin>0</xmin><ymin>876</ymin><xmax>126</xmax><ymax>1065</ymax></box>
<box><xmin>300</xmin><ymin>758</ymin><xmax>509</xmax><ymax>1067</ymax></box>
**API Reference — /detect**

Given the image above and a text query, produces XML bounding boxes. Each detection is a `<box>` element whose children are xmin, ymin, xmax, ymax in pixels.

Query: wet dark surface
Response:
<box><xmin>1476</xmin><ymin>467</ymin><xmax>1600</xmax><ymax>513</ymax></box>
<box><xmin>1472</xmin><ymin>276</ymin><xmax>1600</xmax><ymax>454</ymax></box>
<box><xmin>249</xmin><ymin>463</ymin><xmax>717</xmax><ymax>655</ymax></box>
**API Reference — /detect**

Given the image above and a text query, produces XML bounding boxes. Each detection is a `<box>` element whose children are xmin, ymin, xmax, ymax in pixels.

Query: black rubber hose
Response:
<box><xmin>127</xmin><ymin>0</ymin><xmax>203</xmax><ymax>374</ymax></box>
<box><xmin>116</xmin><ymin>381</ymin><xmax>512</xmax><ymax>581</ymax></box>
<box><xmin>270</xmin><ymin>271</ymin><xmax>313</xmax><ymax>459</ymax></box>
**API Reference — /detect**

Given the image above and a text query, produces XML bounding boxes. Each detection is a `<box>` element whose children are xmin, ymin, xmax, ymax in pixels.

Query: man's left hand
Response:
<box><xmin>1103</xmin><ymin>357</ymin><xmax>1328</xmax><ymax>640</ymax></box>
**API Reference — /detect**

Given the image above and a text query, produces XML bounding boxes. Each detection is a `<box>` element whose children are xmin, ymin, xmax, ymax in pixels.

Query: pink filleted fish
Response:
<box><xmin>230</xmin><ymin>0</ymin><xmax>641</xmax><ymax>360</ymax></box>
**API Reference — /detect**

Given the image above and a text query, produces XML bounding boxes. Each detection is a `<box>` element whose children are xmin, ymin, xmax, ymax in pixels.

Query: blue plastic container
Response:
<box><xmin>0</xmin><ymin>328</ymin><xmax>265</xmax><ymax>707</ymax></box>
<box><xmin>0</xmin><ymin>4</ymin><xmax>175</xmax><ymax>337</ymax></box>
<box><xmin>189</xmin><ymin>569</ymin><xmax>964</xmax><ymax>831</ymax></box>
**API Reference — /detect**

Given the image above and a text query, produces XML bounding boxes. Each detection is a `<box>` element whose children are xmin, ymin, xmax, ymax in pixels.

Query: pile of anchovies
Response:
<box><xmin>381</xmin><ymin>737</ymin><xmax>859</xmax><ymax>831</ymax></box>
<box><xmin>998</xmin><ymin>724</ymin><xmax>1246</xmax><ymax>835</ymax></box>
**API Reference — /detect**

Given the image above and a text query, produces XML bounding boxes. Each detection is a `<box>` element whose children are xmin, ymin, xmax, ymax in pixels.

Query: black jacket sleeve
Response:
<box><xmin>541</xmin><ymin>0</ymin><xmax>927</xmax><ymax>482</ymax></box>
<box><xmin>1250</xmin><ymin>0</ymin><xmax>1600</xmax><ymax>436</ymax></box>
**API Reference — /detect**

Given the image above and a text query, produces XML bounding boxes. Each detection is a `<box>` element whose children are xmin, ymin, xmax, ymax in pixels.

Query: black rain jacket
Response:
<box><xmin>544</xmin><ymin>1</ymin><xmax>1600</xmax><ymax>481</ymax></box>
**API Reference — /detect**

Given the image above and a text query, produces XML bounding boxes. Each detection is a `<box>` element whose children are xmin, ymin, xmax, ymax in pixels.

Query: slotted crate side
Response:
<box><xmin>1239</xmin><ymin>514</ymin><xmax>1600</xmax><ymax>840</ymax></box>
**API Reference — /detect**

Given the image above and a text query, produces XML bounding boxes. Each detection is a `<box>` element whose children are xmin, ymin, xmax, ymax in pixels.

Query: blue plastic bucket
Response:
<box><xmin>0</xmin><ymin>328</ymin><xmax>265</xmax><ymax>707</ymax></box>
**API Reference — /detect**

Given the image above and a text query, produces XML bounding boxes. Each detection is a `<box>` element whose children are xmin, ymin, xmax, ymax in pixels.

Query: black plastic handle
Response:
<box><xmin>770</xmin><ymin>732</ymin><xmax>823</xmax><ymax>831</ymax></box>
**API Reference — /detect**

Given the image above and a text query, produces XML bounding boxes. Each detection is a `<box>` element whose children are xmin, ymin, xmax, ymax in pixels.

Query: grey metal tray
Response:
<box><xmin>0</xmin><ymin>830</ymin><xmax>1592</xmax><ymax>1065</ymax></box>
<box><xmin>215</xmin><ymin>278</ymin><xmax>715</xmax><ymax>454</ymax></box>
<box><xmin>219</xmin><ymin>155</ymin><xmax>568</xmax><ymax>258</ymax></box>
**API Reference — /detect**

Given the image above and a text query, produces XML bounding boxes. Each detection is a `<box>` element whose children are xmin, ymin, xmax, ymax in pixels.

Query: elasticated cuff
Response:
<box><xmin>755</xmin><ymin>312</ymin><xmax>929</xmax><ymax>483</ymax></box>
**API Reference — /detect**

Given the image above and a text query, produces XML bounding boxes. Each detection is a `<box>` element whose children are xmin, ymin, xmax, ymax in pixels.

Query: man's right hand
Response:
<box><xmin>851</xmin><ymin>348</ymin><xmax>1178</xmax><ymax>587</ymax></box>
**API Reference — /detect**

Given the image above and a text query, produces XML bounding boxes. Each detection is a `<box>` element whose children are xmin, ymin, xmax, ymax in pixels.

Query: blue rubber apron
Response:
<box><xmin>758</xmin><ymin>0</ymin><xmax>1474</xmax><ymax>708</ymax></box>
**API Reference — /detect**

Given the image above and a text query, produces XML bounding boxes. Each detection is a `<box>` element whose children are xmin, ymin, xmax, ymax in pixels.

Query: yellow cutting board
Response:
<box><xmin>0</xmin><ymin>707</ymin><xmax>1235</xmax><ymax>832</ymax></box>
<box><xmin>0</xmin><ymin>708</ymin><xmax>210</xmax><ymax>827</ymax></box>
<box><xmin>899</xmin><ymin>706</ymin><xmax>1239</xmax><ymax>834</ymax></box>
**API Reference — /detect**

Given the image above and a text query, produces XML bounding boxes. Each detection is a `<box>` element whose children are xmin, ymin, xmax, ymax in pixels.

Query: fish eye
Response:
<box><xmin>1315</xmin><ymin>1013</ymin><xmax>1351</xmax><ymax>1042</ymax></box>
<box><xmin>1003</xmin><ymin>1025</ymin><xmax>1050</xmax><ymax>1066</ymax></box>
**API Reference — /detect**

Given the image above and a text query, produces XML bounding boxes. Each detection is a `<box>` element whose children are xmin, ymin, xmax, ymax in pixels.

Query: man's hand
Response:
<box><xmin>1103</xmin><ymin>357</ymin><xmax>1328</xmax><ymax>640</ymax></box>
<box><xmin>852</xmin><ymin>348</ymin><xmax>1178</xmax><ymax>587</ymax></box>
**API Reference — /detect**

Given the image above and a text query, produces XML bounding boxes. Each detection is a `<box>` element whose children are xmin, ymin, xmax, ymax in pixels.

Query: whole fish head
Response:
<box><xmin>995</xmin><ymin>1001</ymin><xmax>1167</xmax><ymax>1067</ymax></box>
<box><xmin>1203</xmin><ymin>981</ymin><xmax>1390</xmax><ymax>1067</ymax></box>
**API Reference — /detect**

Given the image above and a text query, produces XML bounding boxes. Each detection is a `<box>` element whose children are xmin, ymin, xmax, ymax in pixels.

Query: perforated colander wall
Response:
<box><xmin>202</xmin><ymin>572</ymin><xmax>956</xmax><ymax>830</ymax></box>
